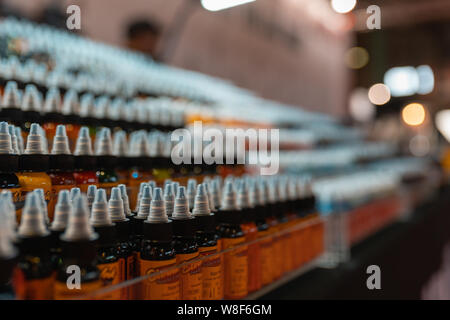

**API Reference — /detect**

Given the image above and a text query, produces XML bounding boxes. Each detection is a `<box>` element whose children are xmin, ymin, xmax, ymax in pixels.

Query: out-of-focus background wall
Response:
<box><xmin>4</xmin><ymin>0</ymin><xmax>352</xmax><ymax>116</ymax></box>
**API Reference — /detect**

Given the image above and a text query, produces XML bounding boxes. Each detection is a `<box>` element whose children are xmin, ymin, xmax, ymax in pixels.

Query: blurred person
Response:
<box><xmin>125</xmin><ymin>19</ymin><xmax>162</xmax><ymax>61</ymax></box>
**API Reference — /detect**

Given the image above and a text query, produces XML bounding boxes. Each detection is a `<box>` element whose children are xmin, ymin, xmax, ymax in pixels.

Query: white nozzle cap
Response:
<box><xmin>51</xmin><ymin>190</ymin><xmax>71</xmax><ymax>231</ymax></box>
<box><xmin>136</xmin><ymin>185</ymin><xmax>151</xmax><ymax>219</ymax></box>
<box><xmin>74</xmin><ymin>127</ymin><xmax>93</xmax><ymax>156</ymax></box>
<box><xmin>147</xmin><ymin>188</ymin><xmax>168</xmax><ymax>223</ymax></box>
<box><xmin>18</xmin><ymin>192</ymin><xmax>49</xmax><ymax>237</ymax></box>
<box><xmin>90</xmin><ymin>189</ymin><xmax>112</xmax><ymax>226</ymax></box>
<box><xmin>192</xmin><ymin>184</ymin><xmax>211</xmax><ymax>217</ymax></box>
<box><xmin>108</xmin><ymin>187</ymin><xmax>126</xmax><ymax>222</ymax></box>
<box><xmin>51</xmin><ymin>125</ymin><xmax>71</xmax><ymax>155</ymax></box>
<box><xmin>172</xmin><ymin>186</ymin><xmax>191</xmax><ymax>219</ymax></box>
<box><xmin>62</xmin><ymin>194</ymin><xmax>97</xmax><ymax>241</ymax></box>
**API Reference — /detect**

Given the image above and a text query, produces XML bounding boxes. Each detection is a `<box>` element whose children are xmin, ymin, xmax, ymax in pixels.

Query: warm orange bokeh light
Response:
<box><xmin>402</xmin><ymin>103</ymin><xmax>426</xmax><ymax>126</ymax></box>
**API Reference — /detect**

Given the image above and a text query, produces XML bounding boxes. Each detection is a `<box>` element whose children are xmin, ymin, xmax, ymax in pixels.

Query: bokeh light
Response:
<box><xmin>368</xmin><ymin>83</ymin><xmax>391</xmax><ymax>105</ymax></box>
<box><xmin>436</xmin><ymin>110</ymin><xmax>450</xmax><ymax>143</ymax></box>
<box><xmin>349</xmin><ymin>87</ymin><xmax>375</xmax><ymax>122</ymax></box>
<box><xmin>345</xmin><ymin>47</ymin><xmax>369</xmax><ymax>69</ymax></box>
<box><xmin>331</xmin><ymin>0</ymin><xmax>357</xmax><ymax>14</ymax></box>
<box><xmin>409</xmin><ymin>135</ymin><xmax>430</xmax><ymax>157</ymax></box>
<box><xmin>402</xmin><ymin>103</ymin><xmax>426</xmax><ymax>126</ymax></box>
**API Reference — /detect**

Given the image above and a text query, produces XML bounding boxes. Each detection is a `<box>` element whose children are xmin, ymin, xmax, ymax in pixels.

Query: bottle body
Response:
<box><xmin>196</xmin><ymin>231</ymin><xmax>223</xmax><ymax>300</ymax></box>
<box><xmin>96</xmin><ymin>245</ymin><xmax>121</xmax><ymax>300</ymax></box>
<box><xmin>241</xmin><ymin>218</ymin><xmax>261</xmax><ymax>292</ymax></box>
<box><xmin>219</xmin><ymin>223</ymin><xmax>248</xmax><ymax>299</ymax></box>
<box><xmin>174</xmin><ymin>236</ymin><xmax>202</xmax><ymax>300</ymax></box>
<box><xmin>139</xmin><ymin>240</ymin><xmax>180</xmax><ymax>300</ymax></box>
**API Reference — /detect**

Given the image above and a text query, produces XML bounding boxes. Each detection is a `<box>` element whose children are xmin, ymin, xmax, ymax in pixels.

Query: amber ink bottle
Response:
<box><xmin>139</xmin><ymin>187</ymin><xmax>180</xmax><ymax>300</ymax></box>
<box><xmin>171</xmin><ymin>186</ymin><xmax>202</xmax><ymax>300</ymax></box>
<box><xmin>193</xmin><ymin>183</ymin><xmax>223</xmax><ymax>300</ymax></box>
<box><xmin>53</xmin><ymin>195</ymin><xmax>102</xmax><ymax>299</ymax></box>
<box><xmin>219</xmin><ymin>180</ymin><xmax>248</xmax><ymax>299</ymax></box>
<box><xmin>90</xmin><ymin>189</ymin><xmax>121</xmax><ymax>299</ymax></box>
<box><xmin>16</xmin><ymin>192</ymin><xmax>54</xmax><ymax>300</ymax></box>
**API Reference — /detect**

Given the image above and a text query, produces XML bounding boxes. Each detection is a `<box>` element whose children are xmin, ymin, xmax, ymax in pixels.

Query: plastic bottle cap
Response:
<box><xmin>43</xmin><ymin>87</ymin><xmax>61</xmax><ymax>113</ymax></box>
<box><xmin>8</xmin><ymin>125</ymin><xmax>20</xmax><ymax>155</ymax></box>
<box><xmin>24</xmin><ymin>123</ymin><xmax>45</xmax><ymax>154</ymax></box>
<box><xmin>14</xmin><ymin>127</ymin><xmax>24</xmax><ymax>154</ymax></box>
<box><xmin>192</xmin><ymin>184</ymin><xmax>211</xmax><ymax>217</ymax></box>
<box><xmin>136</xmin><ymin>185</ymin><xmax>151</xmax><ymax>219</ymax></box>
<box><xmin>21</xmin><ymin>84</ymin><xmax>42</xmax><ymax>112</ymax></box>
<box><xmin>95</xmin><ymin>127</ymin><xmax>113</xmax><ymax>156</ymax></box>
<box><xmin>90</xmin><ymin>189</ymin><xmax>112</xmax><ymax>226</ymax></box>
<box><xmin>118</xmin><ymin>184</ymin><xmax>132</xmax><ymax>216</ymax></box>
<box><xmin>51</xmin><ymin>190</ymin><xmax>71</xmax><ymax>231</ymax></box>
<box><xmin>34</xmin><ymin>188</ymin><xmax>49</xmax><ymax>225</ymax></box>
<box><xmin>0</xmin><ymin>203</ymin><xmax>17</xmax><ymax>259</ymax></box>
<box><xmin>220</xmin><ymin>180</ymin><xmax>237</xmax><ymax>211</ymax></box>
<box><xmin>172</xmin><ymin>186</ymin><xmax>191</xmax><ymax>219</ymax></box>
<box><xmin>187</xmin><ymin>178</ymin><xmax>197</xmax><ymax>211</ymax></box>
<box><xmin>108</xmin><ymin>187</ymin><xmax>126</xmax><ymax>222</ymax></box>
<box><xmin>2</xmin><ymin>81</ymin><xmax>21</xmax><ymax>109</ymax></box>
<box><xmin>70</xmin><ymin>187</ymin><xmax>81</xmax><ymax>202</ymax></box>
<box><xmin>86</xmin><ymin>185</ymin><xmax>97</xmax><ymax>212</ymax></box>
<box><xmin>112</xmin><ymin>130</ymin><xmax>128</xmax><ymax>157</ymax></box>
<box><xmin>18</xmin><ymin>192</ymin><xmax>49</xmax><ymax>237</ymax></box>
<box><xmin>211</xmin><ymin>179</ymin><xmax>221</xmax><ymax>212</ymax></box>
<box><xmin>61</xmin><ymin>194</ymin><xmax>97</xmax><ymax>241</ymax></box>
<box><xmin>51</xmin><ymin>125</ymin><xmax>71</xmax><ymax>155</ymax></box>
<box><xmin>0</xmin><ymin>122</ymin><xmax>13</xmax><ymax>154</ymax></box>
<box><xmin>1</xmin><ymin>190</ymin><xmax>17</xmax><ymax>229</ymax></box>
<box><xmin>74</xmin><ymin>127</ymin><xmax>93</xmax><ymax>156</ymax></box>
<box><xmin>147</xmin><ymin>187</ymin><xmax>168</xmax><ymax>223</ymax></box>
<box><xmin>164</xmin><ymin>183</ymin><xmax>175</xmax><ymax>217</ymax></box>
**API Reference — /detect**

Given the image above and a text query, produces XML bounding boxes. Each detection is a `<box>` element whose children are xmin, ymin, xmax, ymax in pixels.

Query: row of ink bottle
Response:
<box><xmin>0</xmin><ymin>79</ymin><xmax>185</xmax><ymax>133</ymax></box>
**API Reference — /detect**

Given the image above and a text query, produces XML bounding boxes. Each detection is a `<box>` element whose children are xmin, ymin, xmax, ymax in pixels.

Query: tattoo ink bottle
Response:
<box><xmin>20</xmin><ymin>84</ymin><xmax>42</xmax><ymax>132</ymax></box>
<box><xmin>0</xmin><ymin>122</ymin><xmax>21</xmax><ymax>219</ymax></box>
<box><xmin>119</xmin><ymin>183</ymin><xmax>135</xmax><ymax>282</ymax></box>
<box><xmin>48</xmin><ymin>125</ymin><xmax>76</xmax><ymax>219</ymax></box>
<box><xmin>95</xmin><ymin>128</ymin><xmax>118</xmax><ymax>197</ymax></box>
<box><xmin>210</xmin><ymin>178</ymin><xmax>223</xmax><ymax>251</ymax></box>
<box><xmin>131</xmin><ymin>185</ymin><xmax>151</xmax><ymax>280</ymax></box>
<box><xmin>219</xmin><ymin>180</ymin><xmax>248</xmax><ymax>299</ymax></box>
<box><xmin>90</xmin><ymin>189</ymin><xmax>121</xmax><ymax>300</ymax></box>
<box><xmin>276</xmin><ymin>177</ymin><xmax>294</xmax><ymax>274</ymax></box>
<box><xmin>49</xmin><ymin>190</ymin><xmax>71</xmax><ymax>271</ymax></box>
<box><xmin>193</xmin><ymin>184</ymin><xmax>223</xmax><ymax>300</ymax></box>
<box><xmin>108</xmin><ymin>187</ymin><xmax>132</xmax><ymax>298</ymax></box>
<box><xmin>253</xmin><ymin>179</ymin><xmax>273</xmax><ymax>286</ymax></box>
<box><xmin>171</xmin><ymin>186</ymin><xmax>202</xmax><ymax>300</ymax></box>
<box><xmin>42</xmin><ymin>87</ymin><xmax>64</xmax><ymax>150</ymax></box>
<box><xmin>73</xmin><ymin>127</ymin><xmax>99</xmax><ymax>192</ymax></box>
<box><xmin>0</xmin><ymin>203</ymin><xmax>18</xmax><ymax>300</ymax></box>
<box><xmin>17</xmin><ymin>123</ymin><xmax>51</xmax><ymax>222</ymax></box>
<box><xmin>0</xmin><ymin>81</ymin><xmax>22</xmax><ymax>126</ymax></box>
<box><xmin>140</xmin><ymin>187</ymin><xmax>180</xmax><ymax>300</ymax></box>
<box><xmin>53</xmin><ymin>195</ymin><xmax>102</xmax><ymax>299</ymax></box>
<box><xmin>16</xmin><ymin>192</ymin><xmax>54</xmax><ymax>300</ymax></box>
<box><xmin>238</xmin><ymin>180</ymin><xmax>261</xmax><ymax>293</ymax></box>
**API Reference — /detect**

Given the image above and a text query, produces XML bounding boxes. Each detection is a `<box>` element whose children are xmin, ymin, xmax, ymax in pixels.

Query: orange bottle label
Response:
<box><xmin>199</xmin><ymin>245</ymin><xmax>223</xmax><ymax>300</ymax></box>
<box><xmin>53</xmin><ymin>279</ymin><xmax>103</xmax><ymax>300</ymax></box>
<box><xmin>97</xmin><ymin>261</ymin><xmax>121</xmax><ymax>300</ymax></box>
<box><xmin>242</xmin><ymin>223</ymin><xmax>261</xmax><ymax>292</ymax></box>
<box><xmin>177</xmin><ymin>251</ymin><xmax>203</xmax><ymax>300</ymax></box>
<box><xmin>18</xmin><ymin>275</ymin><xmax>54</xmax><ymax>300</ymax></box>
<box><xmin>258</xmin><ymin>230</ymin><xmax>273</xmax><ymax>285</ymax></box>
<box><xmin>139</xmin><ymin>258</ymin><xmax>180</xmax><ymax>300</ymax></box>
<box><xmin>222</xmin><ymin>237</ymin><xmax>248</xmax><ymax>299</ymax></box>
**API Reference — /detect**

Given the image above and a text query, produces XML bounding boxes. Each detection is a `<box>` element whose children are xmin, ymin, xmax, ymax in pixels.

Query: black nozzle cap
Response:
<box><xmin>0</xmin><ymin>154</ymin><xmax>19</xmax><ymax>172</ymax></box>
<box><xmin>49</xmin><ymin>154</ymin><xmax>75</xmax><ymax>171</ymax></box>
<box><xmin>19</xmin><ymin>154</ymin><xmax>49</xmax><ymax>171</ymax></box>
<box><xmin>171</xmin><ymin>216</ymin><xmax>196</xmax><ymax>238</ymax></box>
<box><xmin>143</xmin><ymin>220</ymin><xmax>173</xmax><ymax>242</ymax></box>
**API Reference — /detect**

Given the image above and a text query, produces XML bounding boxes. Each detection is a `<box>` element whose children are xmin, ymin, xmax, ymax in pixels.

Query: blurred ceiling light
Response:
<box><xmin>201</xmin><ymin>0</ymin><xmax>255</xmax><ymax>11</ymax></box>
<box><xmin>436</xmin><ymin>110</ymin><xmax>450</xmax><ymax>143</ymax></box>
<box><xmin>402</xmin><ymin>103</ymin><xmax>426</xmax><ymax>126</ymax></box>
<box><xmin>331</xmin><ymin>0</ymin><xmax>357</xmax><ymax>14</ymax></box>
<box><xmin>409</xmin><ymin>135</ymin><xmax>430</xmax><ymax>157</ymax></box>
<box><xmin>345</xmin><ymin>47</ymin><xmax>369</xmax><ymax>69</ymax></box>
<box><xmin>349</xmin><ymin>87</ymin><xmax>375</xmax><ymax>122</ymax></box>
<box><xmin>384</xmin><ymin>66</ymin><xmax>419</xmax><ymax>97</ymax></box>
<box><xmin>416</xmin><ymin>65</ymin><xmax>434</xmax><ymax>95</ymax></box>
<box><xmin>368</xmin><ymin>83</ymin><xmax>391</xmax><ymax>105</ymax></box>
